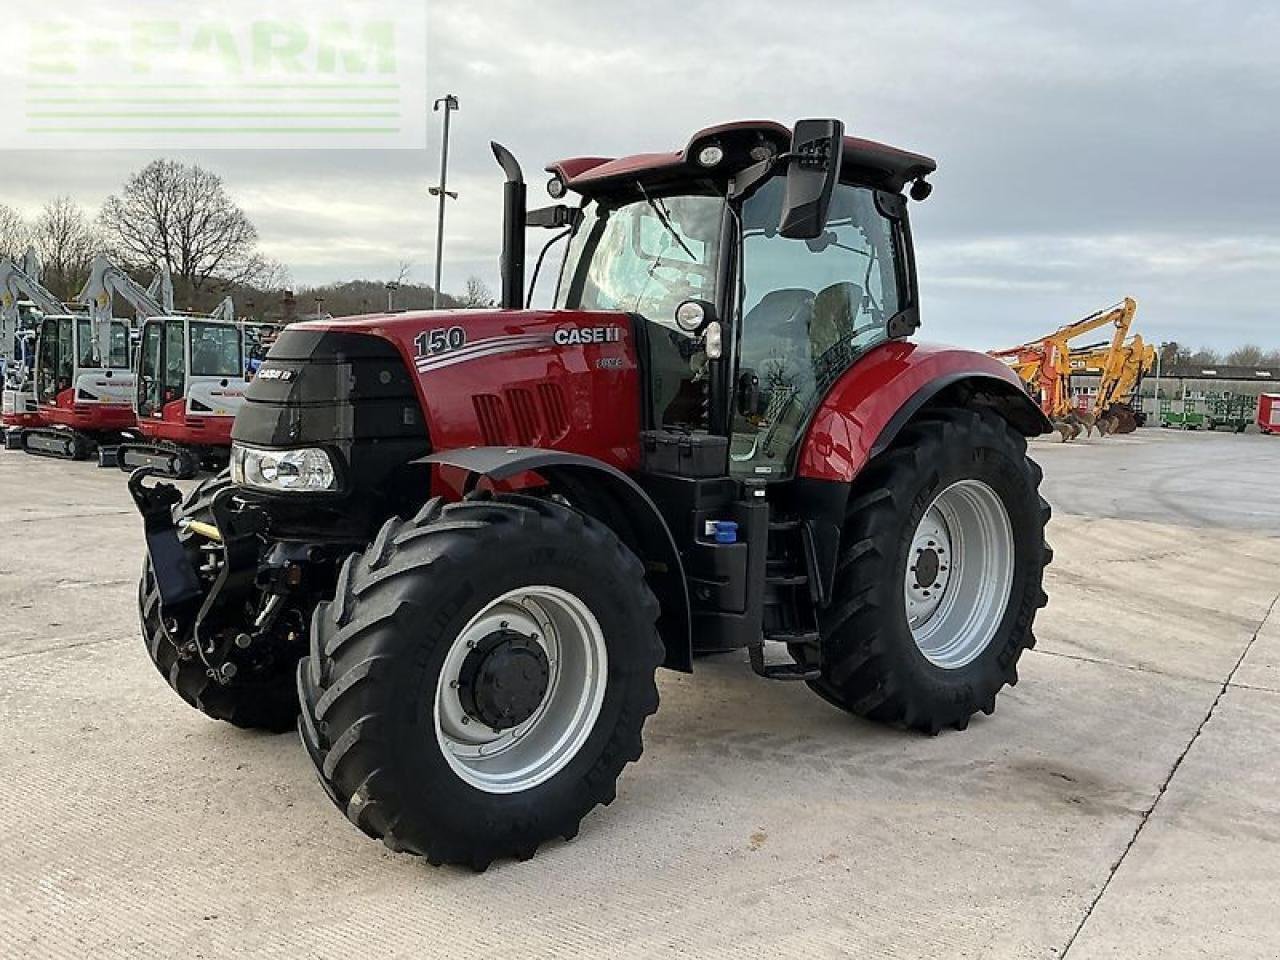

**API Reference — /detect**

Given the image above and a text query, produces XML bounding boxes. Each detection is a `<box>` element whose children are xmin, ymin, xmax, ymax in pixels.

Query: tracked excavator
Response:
<box><xmin>1069</xmin><ymin>334</ymin><xmax>1155</xmax><ymax>434</ymax></box>
<box><xmin>74</xmin><ymin>254</ymin><xmax>255</xmax><ymax>476</ymax></box>
<box><xmin>991</xmin><ymin>298</ymin><xmax>1138</xmax><ymax>441</ymax></box>
<box><xmin>1</xmin><ymin>251</ymin><xmax>78</xmax><ymax>449</ymax></box>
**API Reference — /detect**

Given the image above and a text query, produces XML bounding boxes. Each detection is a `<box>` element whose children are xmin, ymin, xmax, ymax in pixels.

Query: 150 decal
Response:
<box><xmin>414</xmin><ymin>326</ymin><xmax>467</xmax><ymax>357</ymax></box>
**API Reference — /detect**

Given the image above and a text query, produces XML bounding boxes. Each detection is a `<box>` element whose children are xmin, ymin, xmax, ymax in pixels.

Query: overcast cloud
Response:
<box><xmin>1</xmin><ymin>0</ymin><xmax>1276</xmax><ymax>350</ymax></box>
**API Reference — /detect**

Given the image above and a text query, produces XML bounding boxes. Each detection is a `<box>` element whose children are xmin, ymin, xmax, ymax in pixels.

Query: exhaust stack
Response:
<box><xmin>491</xmin><ymin>142</ymin><xmax>527</xmax><ymax>310</ymax></box>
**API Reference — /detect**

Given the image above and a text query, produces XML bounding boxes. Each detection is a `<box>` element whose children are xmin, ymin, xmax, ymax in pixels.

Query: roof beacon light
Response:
<box><xmin>547</xmin><ymin>176</ymin><xmax>567</xmax><ymax>199</ymax></box>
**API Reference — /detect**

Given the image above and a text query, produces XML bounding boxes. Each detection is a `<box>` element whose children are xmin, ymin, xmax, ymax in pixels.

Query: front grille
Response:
<box><xmin>233</xmin><ymin>328</ymin><xmax>429</xmax><ymax>496</ymax></box>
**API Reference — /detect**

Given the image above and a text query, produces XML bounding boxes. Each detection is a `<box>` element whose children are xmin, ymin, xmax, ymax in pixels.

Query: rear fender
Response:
<box><xmin>418</xmin><ymin>447</ymin><xmax>692</xmax><ymax>672</ymax></box>
<box><xmin>797</xmin><ymin>341</ymin><xmax>1050</xmax><ymax>484</ymax></box>
<box><xmin>793</xmin><ymin>341</ymin><xmax>1051</xmax><ymax>603</ymax></box>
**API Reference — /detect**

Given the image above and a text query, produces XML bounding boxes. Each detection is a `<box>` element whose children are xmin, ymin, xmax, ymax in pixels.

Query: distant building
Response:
<box><xmin>1071</xmin><ymin>362</ymin><xmax>1280</xmax><ymax>418</ymax></box>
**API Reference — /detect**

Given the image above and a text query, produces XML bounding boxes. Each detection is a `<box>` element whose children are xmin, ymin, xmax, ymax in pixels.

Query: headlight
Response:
<box><xmin>231</xmin><ymin>444</ymin><xmax>338</xmax><ymax>493</ymax></box>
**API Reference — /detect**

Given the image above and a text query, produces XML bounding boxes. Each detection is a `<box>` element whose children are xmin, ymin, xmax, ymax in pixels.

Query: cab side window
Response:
<box><xmin>732</xmin><ymin>178</ymin><xmax>904</xmax><ymax>478</ymax></box>
<box><xmin>164</xmin><ymin>321</ymin><xmax>186</xmax><ymax>402</ymax></box>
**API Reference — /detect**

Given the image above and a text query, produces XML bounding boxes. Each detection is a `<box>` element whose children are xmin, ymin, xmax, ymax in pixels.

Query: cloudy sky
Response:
<box><xmin>2</xmin><ymin>0</ymin><xmax>1277</xmax><ymax>350</ymax></box>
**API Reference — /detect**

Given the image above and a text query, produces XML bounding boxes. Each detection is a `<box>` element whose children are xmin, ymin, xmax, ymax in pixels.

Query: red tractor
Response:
<box><xmin>130</xmin><ymin>119</ymin><xmax>1052</xmax><ymax>870</ymax></box>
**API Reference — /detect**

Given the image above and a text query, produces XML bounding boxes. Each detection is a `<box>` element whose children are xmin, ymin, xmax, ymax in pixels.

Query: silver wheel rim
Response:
<box><xmin>905</xmin><ymin>479</ymin><xmax>1015</xmax><ymax>670</ymax></box>
<box><xmin>434</xmin><ymin>586</ymin><xmax>608</xmax><ymax>794</ymax></box>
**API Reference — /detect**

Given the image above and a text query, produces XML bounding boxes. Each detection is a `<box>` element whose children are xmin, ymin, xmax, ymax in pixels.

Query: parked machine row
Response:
<box><xmin>0</xmin><ymin>251</ymin><xmax>277</xmax><ymax>478</ymax></box>
<box><xmin>990</xmin><ymin>298</ymin><xmax>1153</xmax><ymax>441</ymax></box>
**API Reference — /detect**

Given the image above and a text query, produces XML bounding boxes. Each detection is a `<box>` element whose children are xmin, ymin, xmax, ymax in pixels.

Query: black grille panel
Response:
<box><xmin>233</xmin><ymin>327</ymin><xmax>429</xmax><ymax>496</ymax></box>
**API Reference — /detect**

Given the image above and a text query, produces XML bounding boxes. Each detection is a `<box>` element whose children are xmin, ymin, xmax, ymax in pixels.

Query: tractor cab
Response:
<box><xmin>538</xmin><ymin>120</ymin><xmax>931</xmax><ymax>481</ymax></box>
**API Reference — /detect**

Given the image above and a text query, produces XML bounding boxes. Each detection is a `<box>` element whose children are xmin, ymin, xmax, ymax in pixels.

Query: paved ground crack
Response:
<box><xmin>1059</xmin><ymin>589</ymin><xmax>1280</xmax><ymax>958</ymax></box>
<box><xmin>0</xmin><ymin>634</ymin><xmax>125</xmax><ymax>661</ymax></box>
<box><xmin>1029</xmin><ymin>647</ymin><xmax>1219</xmax><ymax>687</ymax></box>
<box><xmin>14</xmin><ymin>509</ymin><xmax>134</xmax><ymax>524</ymax></box>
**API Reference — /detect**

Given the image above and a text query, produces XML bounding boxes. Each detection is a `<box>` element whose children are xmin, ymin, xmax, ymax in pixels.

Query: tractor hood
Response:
<box><xmin>236</xmin><ymin>309</ymin><xmax>646</xmax><ymax>489</ymax></box>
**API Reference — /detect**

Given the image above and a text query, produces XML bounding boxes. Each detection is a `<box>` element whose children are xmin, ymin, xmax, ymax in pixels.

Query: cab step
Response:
<box><xmin>748</xmin><ymin>642</ymin><xmax>820</xmax><ymax>682</ymax></box>
<box><xmin>766</xmin><ymin>573</ymin><xmax>809</xmax><ymax>588</ymax></box>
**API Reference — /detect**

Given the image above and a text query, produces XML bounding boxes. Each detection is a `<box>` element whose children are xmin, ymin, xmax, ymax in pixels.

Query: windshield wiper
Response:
<box><xmin>637</xmin><ymin>184</ymin><xmax>698</xmax><ymax>262</ymax></box>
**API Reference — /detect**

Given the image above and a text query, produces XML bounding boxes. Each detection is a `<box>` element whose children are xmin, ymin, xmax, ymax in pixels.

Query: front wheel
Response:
<box><xmin>297</xmin><ymin>495</ymin><xmax>663</xmax><ymax>869</ymax></box>
<box><xmin>809</xmin><ymin>408</ymin><xmax>1051</xmax><ymax>733</ymax></box>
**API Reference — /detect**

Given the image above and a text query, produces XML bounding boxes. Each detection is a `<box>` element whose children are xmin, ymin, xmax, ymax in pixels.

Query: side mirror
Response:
<box><xmin>779</xmin><ymin>118</ymin><xmax>845</xmax><ymax>240</ymax></box>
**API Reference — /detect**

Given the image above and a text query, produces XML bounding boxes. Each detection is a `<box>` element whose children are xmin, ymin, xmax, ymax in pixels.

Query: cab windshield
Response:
<box><xmin>557</xmin><ymin>192</ymin><xmax>725</xmax><ymax>427</ymax></box>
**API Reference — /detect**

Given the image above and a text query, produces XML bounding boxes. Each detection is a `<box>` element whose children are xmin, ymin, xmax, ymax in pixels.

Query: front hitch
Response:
<box><xmin>128</xmin><ymin>468</ymin><xmax>203</xmax><ymax>608</ymax></box>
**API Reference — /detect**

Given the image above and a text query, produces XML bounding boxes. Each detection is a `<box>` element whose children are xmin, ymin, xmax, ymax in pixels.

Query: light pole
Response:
<box><xmin>430</xmin><ymin>94</ymin><xmax>460</xmax><ymax>309</ymax></box>
<box><xmin>385</xmin><ymin>281</ymin><xmax>400</xmax><ymax>312</ymax></box>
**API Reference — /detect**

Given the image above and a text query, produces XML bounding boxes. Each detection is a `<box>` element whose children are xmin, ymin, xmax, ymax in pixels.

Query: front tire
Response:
<box><xmin>297</xmin><ymin>495</ymin><xmax>663</xmax><ymax>869</ymax></box>
<box><xmin>810</xmin><ymin>408</ymin><xmax>1051</xmax><ymax>733</ymax></box>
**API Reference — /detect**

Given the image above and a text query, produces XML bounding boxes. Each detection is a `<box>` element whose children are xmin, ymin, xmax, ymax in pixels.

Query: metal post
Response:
<box><xmin>430</xmin><ymin>94</ymin><xmax>460</xmax><ymax>309</ymax></box>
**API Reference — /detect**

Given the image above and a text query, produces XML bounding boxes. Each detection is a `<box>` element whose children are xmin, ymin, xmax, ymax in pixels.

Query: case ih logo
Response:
<box><xmin>554</xmin><ymin>325</ymin><xmax>624</xmax><ymax>346</ymax></box>
<box><xmin>256</xmin><ymin>367</ymin><xmax>296</xmax><ymax>382</ymax></box>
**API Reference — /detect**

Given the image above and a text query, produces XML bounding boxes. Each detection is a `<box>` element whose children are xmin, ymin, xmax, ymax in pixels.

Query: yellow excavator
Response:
<box><xmin>991</xmin><ymin>297</ymin><xmax>1139</xmax><ymax>441</ymax></box>
<box><xmin>1069</xmin><ymin>334</ymin><xmax>1156</xmax><ymax>434</ymax></box>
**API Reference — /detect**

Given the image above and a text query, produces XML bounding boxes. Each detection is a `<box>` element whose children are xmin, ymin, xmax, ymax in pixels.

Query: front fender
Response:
<box><xmin>797</xmin><ymin>341</ymin><xmax>1050</xmax><ymax>483</ymax></box>
<box><xmin>418</xmin><ymin>447</ymin><xmax>692</xmax><ymax>672</ymax></box>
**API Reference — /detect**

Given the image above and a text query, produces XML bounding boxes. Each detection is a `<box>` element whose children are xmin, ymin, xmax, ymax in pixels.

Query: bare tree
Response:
<box><xmin>460</xmin><ymin>275</ymin><xmax>495</xmax><ymax>308</ymax></box>
<box><xmin>1186</xmin><ymin>347</ymin><xmax>1221</xmax><ymax>366</ymax></box>
<box><xmin>31</xmin><ymin>196</ymin><xmax>97</xmax><ymax>298</ymax></box>
<box><xmin>0</xmin><ymin>203</ymin><xmax>28</xmax><ymax>261</ymax></box>
<box><xmin>1226</xmin><ymin>344</ymin><xmax>1265</xmax><ymax>367</ymax></box>
<box><xmin>99</xmin><ymin>160</ymin><xmax>270</xmax><ymax>302</ymax></box>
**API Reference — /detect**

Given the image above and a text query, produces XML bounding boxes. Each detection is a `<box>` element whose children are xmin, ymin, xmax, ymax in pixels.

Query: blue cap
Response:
<box><xmin>713</xmin><ymin>520</ymin><xmax>739</xmax><ymax>544</ymax></box>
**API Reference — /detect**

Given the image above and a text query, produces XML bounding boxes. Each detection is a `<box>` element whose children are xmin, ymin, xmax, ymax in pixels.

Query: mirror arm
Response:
<box><xmin>728</xmin><ymin>157</ymin><xmax>777</xmax><ymax>202</ymax></box>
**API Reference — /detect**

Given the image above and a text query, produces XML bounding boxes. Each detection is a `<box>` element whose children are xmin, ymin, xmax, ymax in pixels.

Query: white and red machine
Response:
<box><xmin>122</xmin><ymin>314</ymin><xmax>279</xmax><ymax>478</ymax></box>
<box><xmin>1</xmin><ymin>252</ymin><xmax>58</xmax><ymax>447</ymax></box>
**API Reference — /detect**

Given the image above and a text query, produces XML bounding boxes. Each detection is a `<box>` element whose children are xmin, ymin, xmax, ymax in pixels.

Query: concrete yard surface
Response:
<box><xmin>1</xmin><ymin>429</ymin><xmax>1278</xmax><ymax>959</ymax></box>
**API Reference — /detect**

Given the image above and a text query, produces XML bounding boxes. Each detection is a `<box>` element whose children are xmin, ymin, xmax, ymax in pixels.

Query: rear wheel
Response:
<box><xmin>297</xmin><ymin>495</ymin><xmax>663</xmax><ymax>869</ymax></box>
<box><xmin>809</xmin><ymin>408</ymin><xmax>1051</xmax><ymax>733</ymax></box>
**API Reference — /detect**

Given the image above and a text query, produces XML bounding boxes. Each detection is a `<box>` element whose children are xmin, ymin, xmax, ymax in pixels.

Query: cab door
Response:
<box><xmin>35</xmin><ymin>317</ymin><xmax>60</xmax><ymax>405</ymax></box>
<box><xmin>137</xmin><ymin>320</ymin><xmax>164</xmax><ymax>418</ymax></box>
<box><xmin>730</xmin><ymin>177</ymin><xmax>909</xmax><ymax>479</ymax></box>
<box><xmin>162</xmin><ymin>318</ymin><xmax>186</xmax><ymax>409</ymax></box>
<box><xmin>35</xmin><ymin>317</ymin><xmax>75</xmax><ymax>406</ymax></box>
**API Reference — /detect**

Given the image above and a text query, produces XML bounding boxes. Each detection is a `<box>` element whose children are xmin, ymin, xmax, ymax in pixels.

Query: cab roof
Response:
<box><xmin>547</xmin><ymin>120</ymin><xmax>936</xmax><ymax>196</ymax></box>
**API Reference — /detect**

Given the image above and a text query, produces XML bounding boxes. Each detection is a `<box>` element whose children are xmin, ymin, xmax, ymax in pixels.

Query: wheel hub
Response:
<box><xmin>458</xmin><ymin>629</ymin><xmax>551</xmax><ymax>731</ymax></box>
<box><xmin>906</xmin><ymin>513</ymin><xmax>951</xmax><ymax>626</ymax></box>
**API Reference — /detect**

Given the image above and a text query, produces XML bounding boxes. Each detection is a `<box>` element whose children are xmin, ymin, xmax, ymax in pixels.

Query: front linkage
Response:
<box><xmin>130</xmin><ymin>469</ymin><xmax>348</xmax><ymax>730</ymax></box>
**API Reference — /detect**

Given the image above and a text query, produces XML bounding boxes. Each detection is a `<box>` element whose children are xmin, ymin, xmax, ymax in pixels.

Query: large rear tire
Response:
<box><xmin>809</xmin><ymin>408</ymin><xmax>1051</xmax><ymax>733</ymax></box>
<box><xmin>297</xmin><ymin>494</ymin><xmax>663</xmax><ymax>870</ymax></box>
<box><xmin>138</xmin><ymin>472</ymin><xmax>299</xmax><ymax>732</ymax></box>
